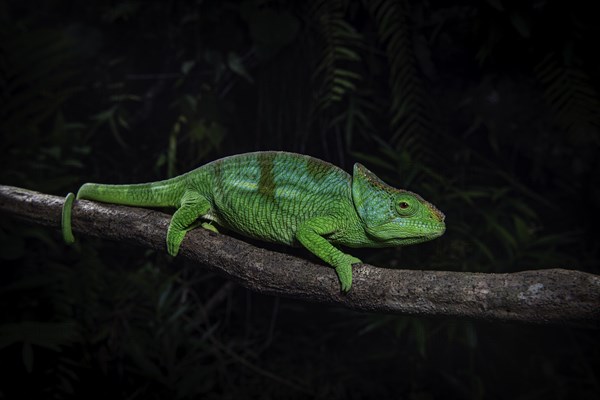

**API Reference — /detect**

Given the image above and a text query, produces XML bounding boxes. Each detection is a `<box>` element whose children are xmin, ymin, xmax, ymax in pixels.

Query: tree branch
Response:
<box><xmin>1</xmin><ymin>184</ymin><xmax>598</xmax><ymax>327</ymax></box>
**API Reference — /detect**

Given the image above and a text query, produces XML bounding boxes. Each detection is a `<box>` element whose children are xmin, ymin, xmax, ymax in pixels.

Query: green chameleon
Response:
<box><xmin>62</xmin><ymin>151</ymin><xmax>445</xmax><ymax>292</ymax></box>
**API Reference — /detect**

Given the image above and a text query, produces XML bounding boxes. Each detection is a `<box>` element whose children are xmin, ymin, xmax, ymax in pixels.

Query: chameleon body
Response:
<box><xmin>62</xmin><ymin>151</ymin><xmax>445</xmax><ymax>292</ymax></box>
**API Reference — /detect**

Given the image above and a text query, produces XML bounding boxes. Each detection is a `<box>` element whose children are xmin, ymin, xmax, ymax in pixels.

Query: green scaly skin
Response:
<box><xmin>62</xmin><ymin>151</ymin><xmax>446</xmax><ymax>292</ymax></box>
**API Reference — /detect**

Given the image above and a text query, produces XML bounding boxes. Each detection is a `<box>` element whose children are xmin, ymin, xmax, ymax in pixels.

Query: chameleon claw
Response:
<box><xmin>201</xmin><ymin>222</ymin><xmax>219</xmax><ymax>233</ymax></box>
<box><xmin>167</xmin><ymin>235</ymin><xmax>183</xmax><ymax>257</ymax></box>
<box><xmin>336</xmin><ymin>257</ymin><xmax>361</xmax><ymax>293</ymax></box>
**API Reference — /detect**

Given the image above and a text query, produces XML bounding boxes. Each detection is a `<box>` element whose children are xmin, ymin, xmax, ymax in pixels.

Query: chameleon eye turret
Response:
<box><xmin>395</xmin><ymin>194</ymin><xmax>419</xmax><ymax>217</ymax></box>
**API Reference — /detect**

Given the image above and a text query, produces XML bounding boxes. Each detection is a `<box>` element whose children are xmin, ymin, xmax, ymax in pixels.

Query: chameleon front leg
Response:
<box><xmin>296</xmin><ymin>217</ymin><xmax>362</xmax><ymax>293</ymax></box>
<box><xmin>167</xmin><ymin>190</ymin><xmax>212</xmax><ymax>256</ymax></box>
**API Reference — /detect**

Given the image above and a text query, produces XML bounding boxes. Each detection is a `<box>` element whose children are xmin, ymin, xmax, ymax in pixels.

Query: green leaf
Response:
<box><xmin>357</xmin><ymin>316</ymin><xmax>393</xmax><ymax>336</ymax></box>
<box><xmin>227</xmin><ymin>52</ymin><xmax>253</xmax><ymax>83</ymax></box>
<box><xmin>513</xmin><ymin>216</ymin><xmax>531</xmax><ymax>243</ymax></box>
<box><xmin>0</xmin><ymin>322</ymin><xmax>80</xmax><ymax>351</ymax></box>
<box><xmin>181</xmin><ymin>60</ymin><xmax>196</xmax><ymax>75</ymax></box>
<box><xmin>241</xmin><ymin>5</ymin><xmax>300</xmax><ymax>58</ymax></box>
<box><xmin>485</xmin><ymin>0</ymin><xmax>505</xmax><ymax>11</ymax></box>
<box><xmin>471</xmin><ymin>237</ymin><xmax>495</xmax><ymax>263</ymax></box>
<box><xmin>510</xmin><ymin>13</ymin><xmax>531</xmax><ymax>38</ymax></box>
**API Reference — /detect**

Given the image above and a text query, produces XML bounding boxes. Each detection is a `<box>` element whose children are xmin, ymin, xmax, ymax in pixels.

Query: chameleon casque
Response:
<box><xmin>62</xmin><ymin>151</ymin><xmax>446</xmax><ymax>292</ymax></box>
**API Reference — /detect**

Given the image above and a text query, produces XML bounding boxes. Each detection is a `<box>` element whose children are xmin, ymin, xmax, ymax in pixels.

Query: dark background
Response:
<box><xmin>1</xmin><ymin>0</ymin><xmax>598</xmax><ymax>398</ymax></box>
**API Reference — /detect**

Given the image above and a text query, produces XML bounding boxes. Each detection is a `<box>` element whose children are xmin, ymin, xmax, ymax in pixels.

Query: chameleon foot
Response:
<box><xmin>201</xmin><ymin>222</ymin><xmax>219</xmax><ymax>233</ymax></box>
<box><xmin>335</xmin><ymin>255</ymin><xmax>361</xmax><ymax>293</ymax></box>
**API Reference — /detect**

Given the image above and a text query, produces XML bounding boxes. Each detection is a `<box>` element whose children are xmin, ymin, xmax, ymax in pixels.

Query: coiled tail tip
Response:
<box><xmin>62</xmin><ymin>192</ymin><xmax>76</xmax><ymax>244</ymax></box>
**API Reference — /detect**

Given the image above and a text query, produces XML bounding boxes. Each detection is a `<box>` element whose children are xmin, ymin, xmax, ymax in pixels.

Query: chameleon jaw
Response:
<box><xmin>362</xmin><ymin>219</ymin><xmax>445</xmax><ymax>247</ymax></box>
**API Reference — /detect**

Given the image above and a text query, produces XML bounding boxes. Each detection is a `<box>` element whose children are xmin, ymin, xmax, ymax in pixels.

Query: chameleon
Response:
<box><xmin>61</xmin><ymin>151</ymin><xmax>445</xmax><ymax>292</ymax></box>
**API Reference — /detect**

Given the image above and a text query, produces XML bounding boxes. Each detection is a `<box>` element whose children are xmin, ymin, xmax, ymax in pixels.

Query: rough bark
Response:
<box><xmin>1</xmin><ymin>184</ymin><xmax>598</xmax><ymax>327</ymax></box>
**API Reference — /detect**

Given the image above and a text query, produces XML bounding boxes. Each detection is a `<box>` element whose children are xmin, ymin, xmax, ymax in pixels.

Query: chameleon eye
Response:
<box><xmin>395</xmin><ymin>195</ymin><xmax>418</xmax><ymax>216</ymax></box>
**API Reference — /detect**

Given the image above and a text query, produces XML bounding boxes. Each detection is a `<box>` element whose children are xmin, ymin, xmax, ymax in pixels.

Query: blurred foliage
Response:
<box><xmin>0</xmin><ymin>0</ymin><xmax>598</xmax><ymax>399</ymax></box>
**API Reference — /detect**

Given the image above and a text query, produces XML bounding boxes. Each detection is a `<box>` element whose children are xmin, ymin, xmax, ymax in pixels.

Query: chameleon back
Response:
<box><xmin>193</xmin><ymin>152</ymin><xmax>357</xmax><ymax>245</ymax></box>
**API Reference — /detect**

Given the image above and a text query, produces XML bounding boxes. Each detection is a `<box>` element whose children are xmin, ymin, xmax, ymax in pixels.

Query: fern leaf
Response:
<box><xmin>310</xmin><ymin>0</ymin><xmax>363</xmax><ymax>111</ymax></box>
<box><xmin>364</xmin><ymin>0</ymin><xmax>433</xmax><ymax>162</ymax></box>
<box><xmin>535</xmin><ymin>53</ymin><xmax>600</xmax><ymax>142</ymax></box>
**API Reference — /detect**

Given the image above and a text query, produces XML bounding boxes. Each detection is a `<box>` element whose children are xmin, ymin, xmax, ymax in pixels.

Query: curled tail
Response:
<box><xmin>62</xmin><ymin>192</ymin><xmax>76</xmax><ymax>244</ymax></box>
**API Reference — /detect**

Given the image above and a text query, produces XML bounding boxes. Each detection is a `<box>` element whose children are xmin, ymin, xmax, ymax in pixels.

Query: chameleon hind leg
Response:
<box><xmin>167</xmin><ymin>190</ymin><xmax>212</xmax><ymax>256</ymax></box>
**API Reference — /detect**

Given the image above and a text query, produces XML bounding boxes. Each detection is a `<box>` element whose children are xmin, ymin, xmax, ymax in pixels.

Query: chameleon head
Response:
<box><xmin>351</xmin><ymin>163</ymin><xmax>446</xmax><ymax>247</ymax></box>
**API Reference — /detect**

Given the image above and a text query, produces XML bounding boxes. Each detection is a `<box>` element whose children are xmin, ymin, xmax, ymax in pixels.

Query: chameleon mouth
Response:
<box><xmin>377</xmin><ymin>231</ymin><xmax>441</xmax><ymax>245</ymax></box>
<box><xmin>398</xmin><ymin>223</ymin><xmax>446</xmax><ymax>239</ymax></box>
<box><xmin>363</xmin><ymin>219</ymin><xmax>446</xmax><ymax>245</ymax></box>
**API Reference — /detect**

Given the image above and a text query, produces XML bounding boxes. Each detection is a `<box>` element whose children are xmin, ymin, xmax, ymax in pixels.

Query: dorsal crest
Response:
<box><xmin>353</xmin><ymin>163</ymin><xmax>392</xmax><ymax>190</ymax></box>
